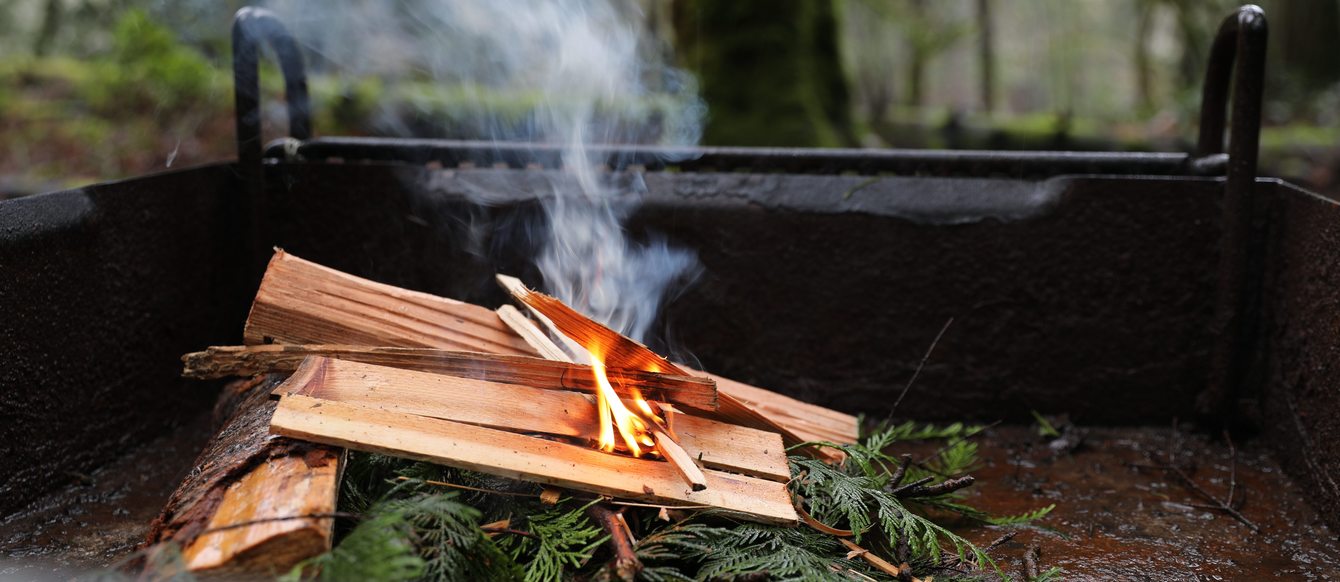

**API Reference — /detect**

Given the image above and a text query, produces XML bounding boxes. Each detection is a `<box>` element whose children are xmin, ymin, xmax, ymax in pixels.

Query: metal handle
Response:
<box><xmin>232</xmin><ymin>7</ymin><xmax>311</xmax><ymax>195</ymax></box>
<box><xmin>1200</xmin><ymin>5</ymin><xmax>1268</xmax><ymax>425</ymax></box>
<box><xmin>1196</xmin><ymin>5</ymin><xmax>1267</xmax><ymax>180</ymax></box>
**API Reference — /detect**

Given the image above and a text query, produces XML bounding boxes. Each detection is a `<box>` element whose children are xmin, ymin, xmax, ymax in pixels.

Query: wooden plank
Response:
<box><xmin>705</xmin><ymin>371</ymin><xmax>858</xmax><ymax>445</ymax></box>
<box><xmin>244</xmin><ymin>249</ymin><xmax>536</xmax><ymax>356</ymax></box>
<box><xmin>270</xmin><ymin>395</ymin><xmax>798</xmax><ymax>525</ymax></box>
<box><xmin>497</xmin><ymin>305</ymin><xmax>577</xmax><ymax>363</ymax></box>
<box><xmin>181</xmin><ymin>344</ymin><xmax>717</xmax><ymax>412</ymax></box>
<box><xmin>276</xmin><ymin>357</ymin><xmax>788</xmax><ymax>482</ymax></box>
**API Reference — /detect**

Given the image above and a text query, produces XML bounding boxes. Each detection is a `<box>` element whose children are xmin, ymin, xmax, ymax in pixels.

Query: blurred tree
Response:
<box><xmin>1271</xmin><ymin>0</ymin><xmax>1340</xmax><ymax>91</ymax></box>
<box><xmin>884</xmin><ymin>0</ymin><xmax>968</xmax><ymax>107</ymax></box>
<box><xmin>976</xmin><ymin>0</ymin><xmax>995</xmax><ymax>113</ymax></box>
<box><xmin>1133</xmin><ymin>0</ymin><xmax>1156</xmax><ymax>115</ymax></box>
<box><xmin>32</xmin><ymin>0</ymin><xmax>64</xmax><ymax>56</ymax></box>
<box><xmin>672</xmin><ymin>0</ymin><xmax>855</xmax><ymax>147</ymax></box>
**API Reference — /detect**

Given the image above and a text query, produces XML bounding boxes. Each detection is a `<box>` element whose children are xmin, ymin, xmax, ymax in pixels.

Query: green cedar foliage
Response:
<box><xmin>300</xmin><ymin>423</ymin><xmax>1052</xmax><ymax>581</ymax></box>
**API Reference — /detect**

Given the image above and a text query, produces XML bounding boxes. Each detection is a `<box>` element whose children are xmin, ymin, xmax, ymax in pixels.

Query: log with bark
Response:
<box><xmin>144</xmin><ymin>375</ymin><xmax>343</xmax><ymax>575</ymax></box>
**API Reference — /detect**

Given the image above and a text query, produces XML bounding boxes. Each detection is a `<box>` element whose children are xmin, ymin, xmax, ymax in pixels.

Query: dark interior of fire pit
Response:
<box><xmin>4</xmin><ymin>156</ymin><xmax>1340</xmax><ymax>578</ymax></box>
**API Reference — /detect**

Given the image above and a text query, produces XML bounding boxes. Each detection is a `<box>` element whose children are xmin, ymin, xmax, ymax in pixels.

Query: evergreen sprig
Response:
<box><xmin>497</xmin><ymin>500</ymin><xmax>607</xmax><ymax>582</ymax></box>
<box><xmin>292</xmin><ymin>421</ymin><xmax>1052</xmax><ymax>581</ymax></box>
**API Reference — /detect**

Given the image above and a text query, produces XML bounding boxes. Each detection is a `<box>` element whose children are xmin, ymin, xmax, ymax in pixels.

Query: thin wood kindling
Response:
<box><xmin>275</xmin><ymin>357</ymin><xmax>788</xmax><ymax>482</ymax></box>
<box><xmin>496</xmin><ymin>274</ymin><xmax>849</xmax><ymax>460</ymax></box>
<box><xmin>182</xmin><ymin>344</ymin><xmax>717</xmax><ymax>411</ymax></box>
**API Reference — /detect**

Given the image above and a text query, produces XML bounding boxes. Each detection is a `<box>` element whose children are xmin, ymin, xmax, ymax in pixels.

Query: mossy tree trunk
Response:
<box><xmin>672</xmin><ymin>0</ymin><xmax>856</xmax><ymax>147</ymax></box>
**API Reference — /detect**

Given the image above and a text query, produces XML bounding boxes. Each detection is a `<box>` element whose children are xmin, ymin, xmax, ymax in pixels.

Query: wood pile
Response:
<box><xmin>148</xmin><ymin>249</ymin><xmax>859</xmax><ymax>574</ymax></box>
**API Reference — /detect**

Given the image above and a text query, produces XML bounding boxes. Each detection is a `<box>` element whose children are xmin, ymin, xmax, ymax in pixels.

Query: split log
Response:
<box><xmin>181</xmin><ymin>344</ymin><xmax>717</xmax><ymax>411</ymax></box>
<box><xmin>270</xmin><ymin>394</ymin><xmax>799</xmax><ymax>525</ymax></box>
<box><xmin>275</xmin><ymin>357</ymin><xmax>788</xmax><ymax>482</ymax></box>
<box><xmin>145</xmin><ymin>375</ymin><xmax>342</xmax><ymax>574</ymax></box>
<box><xmin>243</xmin><ymin>249</ymin><xmax>536</xmax><ymax>356</ymax></box>
<box><xmin>497</xmin><ymin>275</ymin><xmax>849</xmax><ymax>460</ymax></box>
<box><xmin>244</xmin><ymin>250</ymin><xmax>855</xmax><ymax>451</ymax></box>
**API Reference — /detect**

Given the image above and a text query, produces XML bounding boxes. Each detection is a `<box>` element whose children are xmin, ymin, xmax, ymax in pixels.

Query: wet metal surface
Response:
<box><xmin>2</xmin><ymin>421</ymin><xmax>1334</xmax><ymax>580</ymax></box>
<box><xmin>924</xmin><ymin>426</ymin><xmax>1340</xmax><ymax>580</ymax></box>
<box><xmin>0</xmin><ymin>413</ymin><xmax>214</xmax><ymax>580</ymax></box>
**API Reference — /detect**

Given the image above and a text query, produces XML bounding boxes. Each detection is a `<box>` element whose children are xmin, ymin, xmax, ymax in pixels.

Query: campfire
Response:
<box><xmin>150</xmin><ymin>249</ymin><xmax>859</xmax><ymax>575</ymax></box>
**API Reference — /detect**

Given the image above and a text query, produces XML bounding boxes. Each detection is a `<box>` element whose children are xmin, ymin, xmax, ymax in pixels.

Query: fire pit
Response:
<box><xmin>2</xmin><ymin>4</ymin><xmax>1339</xmax><ymax>579</ymax></box>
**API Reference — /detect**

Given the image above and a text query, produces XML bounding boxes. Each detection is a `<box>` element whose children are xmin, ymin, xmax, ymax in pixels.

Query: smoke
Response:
<box><xmin>262</xmin><ymin>0</ymin><xmax>704</xmax><ymax>343</ymax></box>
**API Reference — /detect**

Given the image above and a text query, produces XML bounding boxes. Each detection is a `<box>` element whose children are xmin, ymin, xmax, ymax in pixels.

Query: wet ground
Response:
<box><xmin>917</xmin><ymin>425</ymin><xmax>1340</xmax><ymax>581</ymax></box>
<box><xmin>0</xmin><ymin>419</ymin><xmax>1336</xmax><ymax>580</ymax></box>
<box><xmin>0</xmin><ymin>412</ymin><xmax>214</xmax><ymax>580</ymax></box>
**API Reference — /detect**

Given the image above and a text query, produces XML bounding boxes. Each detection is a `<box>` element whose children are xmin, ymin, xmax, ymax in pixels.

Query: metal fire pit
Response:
<box><xmin>2</xmin><ymin>4</ymin><xmax>1337</xmax><ymax>576</ymax></box>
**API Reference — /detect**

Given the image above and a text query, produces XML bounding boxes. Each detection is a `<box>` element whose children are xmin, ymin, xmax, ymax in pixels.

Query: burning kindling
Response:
<box><xmin>151</xmin><ymin>250</ymin><xmax>832</xmax><ymax>572</ymax></box>
<box><xmin>149</xmin><ymin>250</ymin><xmax>1052</xmax><ymax>580</ymax></box>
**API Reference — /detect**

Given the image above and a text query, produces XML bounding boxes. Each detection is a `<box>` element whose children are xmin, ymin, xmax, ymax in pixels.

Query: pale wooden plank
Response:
<box><xmin>497</xmin><ymin>305</ymin><xmax>577</xmax><ymax>363</ymax></box>
<box><xmin>270</xmin><ymin>395</ymin><xmax>798</xmax><ymax>525</ymax></box>
<box><xmin>244</xmin><ymin>250</ymin><xmax>536</xmax><ymax>356</ymax></box>
<box><xmin>275</xmin><ymin>357</ymin><xmax>788</xmax><ymax>482</ymax></box>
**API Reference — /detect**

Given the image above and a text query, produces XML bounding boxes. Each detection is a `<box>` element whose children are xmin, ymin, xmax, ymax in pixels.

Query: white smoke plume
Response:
<box><xmin>263</xmin><ymin>0</ymin><xmax>705</xmax><ymax>343</ymax></box>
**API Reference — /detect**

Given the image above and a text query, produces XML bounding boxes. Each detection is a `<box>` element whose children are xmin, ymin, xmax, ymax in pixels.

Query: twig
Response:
<box><xmin>838</xmin><ymin>539</ymin><xmax>905</xmax><ymax>579</ymax></box>
<box><xmin>888</xmin><ymin>318</ymin><xmax>954</xmax><ymax>418</ymax></box>
<box><xmin>1022</xmin><ymin>543</ymin><xmax>1040</xmax><ymax>580</ymax></box>
<box><xmin>586</xmin><ymin>504</ymin><xmax>642</xmax><ymax>582</ymax></box>
<box><xmin>197</xmin><ymin>512</ymin><xmax>360</xmax><ymax>535</ymax></box>
<box><xmin>935</xmin><ymin>531</ymin><xmax>1016</xmax><ymax>571</ymax></box>
<box><xmin>1161</xmin><ymin>463</ymin><xmax>1259</xmax><ymax>532</ymax></box>
<box><xmin>1150</xmin><ymin>424</ymin><xmax>1260</xmax><ymax>532</ymax></box>
<box><xmin>401</xmin><ymin>476</ymin><xmax>541</xmax><ymax>498</ymax></box>
<box><xmin>899</xmin><ymin>475</ymin><xmax>975</xmax><ymax>499</ymax></box>
<box><xmin>889</xmin><ymin>454</ymin><xmax>913</xmax><ymax>487</ymax></box>
<box><xmin>890</xmin><ymin>476</ymin><xmax>935</xmax><ymax>496</ymax></box>
<box><xmin>1224</xmin><ymin>429</ymin><xmax>1238</xmax><ymax>509</ymax></box>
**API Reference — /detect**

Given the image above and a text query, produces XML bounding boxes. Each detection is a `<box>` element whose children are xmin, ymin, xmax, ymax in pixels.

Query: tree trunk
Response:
<box><xmin>976</xmin><ymin>0</ymin><xmax>996</xmax><ymax>113</ymax></box>
<box><xmin>1273</xmin><ymin>0</ymin><xmax>1340</xmax><ymax>90</ymax></box>
<box><xmin>33</xmin><ymin>0</ymin><xmax>64</xmax><ymax>57</ymax></box>
<box><xmin>1134</xmin><ymin>0</ymin><xmax>1155</xmax><ymax>114</ymax></box>
<box><xmin>672</xmin><ymin>0</ymin><xmax>855</xmax><ymax>147</ymax></box>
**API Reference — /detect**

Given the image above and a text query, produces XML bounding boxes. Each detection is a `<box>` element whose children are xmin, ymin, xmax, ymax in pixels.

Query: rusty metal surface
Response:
<box><xmin>914</xmin><ymin>425</ymin><xmax>1340</xmax><ymax>581</ymax></box>
<box><xmin>0</xmin><ymin>165</ymin><xmax>251</xmax><ymax>517</ymax></box>
<box><xmin>1257</xmin><ymin>179</ymin><xmax>1340</xmax><ymax>536</ymax></box>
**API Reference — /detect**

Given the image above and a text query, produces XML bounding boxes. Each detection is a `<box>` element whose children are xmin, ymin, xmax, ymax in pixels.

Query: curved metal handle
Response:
<box><xmin>232</xmin><ymin>7</ymin><xmax>311</xmax><ymax>194</ymax></box>
<box><xmin>1196</xmin><ymin>5</ymin><xmax>1267</xmax><ymax>177</ymax></box>
<box><xmin>1200</xmin><ymin>5</ymin><xmax>1268</xmax><ymax>425</ymax></box>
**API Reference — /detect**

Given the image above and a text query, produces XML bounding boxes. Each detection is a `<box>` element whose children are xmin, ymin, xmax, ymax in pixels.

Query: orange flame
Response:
<box><xmin>589</xmin><ymin>343</ymin><xmax>660</xmax><ymax>457</ymax></box>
